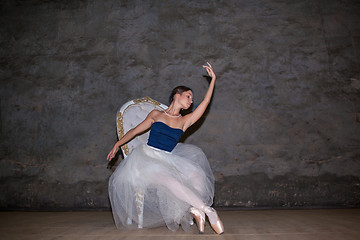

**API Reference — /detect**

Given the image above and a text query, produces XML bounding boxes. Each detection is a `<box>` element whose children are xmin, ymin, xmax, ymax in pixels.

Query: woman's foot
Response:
<box><xmin>190</xmin><ymin>207</ymin><xmax>205</xmax><ymax>234</ymax></box>
<box><xmin>201</xmin><ymin>206</ymin><xmax>224</xmax><ymax>235</ymax></box>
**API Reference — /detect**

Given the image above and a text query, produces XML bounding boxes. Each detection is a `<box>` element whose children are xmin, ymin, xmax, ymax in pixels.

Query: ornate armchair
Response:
<box><xmin>116</xmin><ymin>96</ymin><xmax>168</xmax><ymax>228</ymax></box>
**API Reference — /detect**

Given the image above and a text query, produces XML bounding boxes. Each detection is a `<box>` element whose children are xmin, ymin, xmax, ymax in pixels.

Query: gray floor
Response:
<box><xmin>1</xmin><ymin>209</ymin><xmax>360</xmax><ymax>240</ymax></box>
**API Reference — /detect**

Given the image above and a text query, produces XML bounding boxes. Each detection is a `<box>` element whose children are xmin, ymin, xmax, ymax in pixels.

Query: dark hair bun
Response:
<box><xmin>169</xmin><ymin>86</ymin><xmax>192</xmax><ymax>104</ymax></box>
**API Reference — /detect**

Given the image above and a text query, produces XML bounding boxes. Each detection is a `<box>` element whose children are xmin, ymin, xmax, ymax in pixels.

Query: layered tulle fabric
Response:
<box><xmin>108</xmin><ymin>143</ymin><xmax>215</xmax><ymax>231</ymax></box>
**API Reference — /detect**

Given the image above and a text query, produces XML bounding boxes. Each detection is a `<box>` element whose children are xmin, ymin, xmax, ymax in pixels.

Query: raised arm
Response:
<box><xmin>107</xmin><ymin>110</ymin><xmax>157</xmax><ymax>161</ymax></box>
<box><xmin>183</xmin><ymin>62</ymin><xmax>216</xmax><ymax>130</ymax></box>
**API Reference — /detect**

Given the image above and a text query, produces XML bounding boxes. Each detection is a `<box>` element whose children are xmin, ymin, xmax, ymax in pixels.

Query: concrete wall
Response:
<box><xmin>0</xmin><ymin>0</ymin><xmax>359</xmax><ymax>209</ymax></box>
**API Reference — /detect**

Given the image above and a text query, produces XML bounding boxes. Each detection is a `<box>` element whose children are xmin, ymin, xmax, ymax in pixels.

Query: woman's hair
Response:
<box><xmin>169</xmin><ymin>86</ymin><xmax>192</xmax><ymax>104</ymax></box>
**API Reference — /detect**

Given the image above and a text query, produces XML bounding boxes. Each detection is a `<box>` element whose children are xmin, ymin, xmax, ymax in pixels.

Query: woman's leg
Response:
<box><xmin>188</xmin><ymin>171</ymin><xmax>205</xmax><ymax>195</ymax></box>
<box><xmin>153</xmin><ymin>173</ymin><xmax>223</xmax><ymax>234</ymax></box>
<box><xmin>153</xmin><ymin>173</ymin><xmax>205</xmax><ymax>210</ymax></box>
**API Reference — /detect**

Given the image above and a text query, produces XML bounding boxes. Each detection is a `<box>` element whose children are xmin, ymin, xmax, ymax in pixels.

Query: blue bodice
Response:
<box><xmin>147</xmin><ymin>122</ymin><xmax>184</xmax><ymax>152</ymax></box>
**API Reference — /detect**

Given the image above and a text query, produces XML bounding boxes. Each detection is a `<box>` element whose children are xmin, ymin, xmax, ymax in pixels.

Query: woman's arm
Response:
<box><xmin>107</xmin><ymin>110</ymin><xmax>157</xmax><ymax>161</ymax></box>
<box><xmin>183</xmin><ymin>62</ymin><xmax>216</xmax><ymax>130</ymax></box>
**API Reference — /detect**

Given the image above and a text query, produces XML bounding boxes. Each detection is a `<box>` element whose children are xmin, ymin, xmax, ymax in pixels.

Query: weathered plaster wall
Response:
<box><xmin>0</xmin><ymin>0</ymin><xmax>359</xmax><ymax>209</ymax></box>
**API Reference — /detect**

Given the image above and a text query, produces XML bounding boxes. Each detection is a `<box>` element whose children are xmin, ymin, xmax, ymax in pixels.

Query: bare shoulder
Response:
<box><xmin>136</xmin><ymin>109</ymin><xmax>162</xmax><ymax>128</ymax></box>
<box><xmin>150</xmin><ymin>109</ymin><xmax>163</xmax><ymax>116</ymax></box>
<box><xmin>147</xmin><ymin>109</ymin><xmax>162</xmax><ymax>121</ymax></box>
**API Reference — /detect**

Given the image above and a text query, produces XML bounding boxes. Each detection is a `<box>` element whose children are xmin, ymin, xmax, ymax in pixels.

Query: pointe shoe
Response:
<box><xmin>190</xmin><ymin>207</ymin><xmax>205</xmax><ymax>234</ymax></box>
<box><xmin>202</xmin><ymin>206</ymin><xmax>224</xmax><ymax>235</ymax></box>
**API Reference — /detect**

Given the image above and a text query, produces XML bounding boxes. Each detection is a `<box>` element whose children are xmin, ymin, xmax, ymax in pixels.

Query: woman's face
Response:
<box><xmin>178</xmin><ymin>90</ymin><xmax>193</xmax><ymax>109</ymax></box>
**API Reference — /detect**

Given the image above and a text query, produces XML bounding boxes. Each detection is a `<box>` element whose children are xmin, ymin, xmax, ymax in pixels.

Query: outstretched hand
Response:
<box><xmin>202</xmin><ymin>62</ymin><xmax>216</xmax><ymax>80</ymax></box>
<box><xmin>107</xmin><ymin>146</ymin><xmax>119</xmax><ymax>161</ymax></box>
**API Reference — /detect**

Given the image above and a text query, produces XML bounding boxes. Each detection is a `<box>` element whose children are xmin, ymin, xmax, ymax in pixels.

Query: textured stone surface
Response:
<box><xmin>0</xmin><ymin>0</ymin><xmax>359</xmax><ymax>209</ymax></box>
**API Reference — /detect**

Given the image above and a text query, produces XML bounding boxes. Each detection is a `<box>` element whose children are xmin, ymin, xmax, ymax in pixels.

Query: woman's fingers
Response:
<box><xmin>107</xmin><ymin>150</ymin><xmax>115</xmax><ymax>161</ymax></box>
<box><xmin>203</xmin><ymin>62</ymin><xmax>214</xmax><ymax>72</ymax></box>
<box><xmin>203</xmin><ymin>67</ymin><xmax>213</xmax><ymax>76</ymax></box>
<box><xmin>203</xmin><ymin>65</ymin><xmax>213</xmax><ymax>72</ymax></box>
<box><xmin>203</xmin><ymin>63</ymin><xmax>215</xmax><ymax>78</ymax></box>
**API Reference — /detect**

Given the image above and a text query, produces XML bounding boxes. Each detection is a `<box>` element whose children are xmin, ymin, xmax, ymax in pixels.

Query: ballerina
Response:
<box><xmin>107</xmin><ymin>62</ymin><xmax>224</xmax><ymax>234</ymax></box>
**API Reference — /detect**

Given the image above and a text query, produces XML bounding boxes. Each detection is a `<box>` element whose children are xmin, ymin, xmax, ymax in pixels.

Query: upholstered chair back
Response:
<box><xmin>117</xmin><ymin>97</ymin><xmax>168</xmax><ymax>158</ymax></box>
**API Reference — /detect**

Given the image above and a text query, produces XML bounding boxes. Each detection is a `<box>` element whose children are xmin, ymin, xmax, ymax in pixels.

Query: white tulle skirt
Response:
<box><xmin>108</xmin><ymin>143</ymin><xmax>215</xmax><ymax>232</ymax></box>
